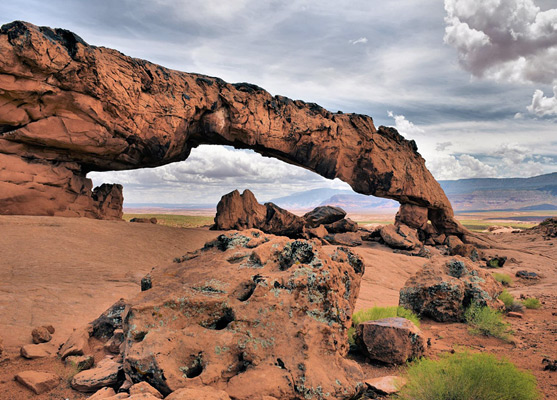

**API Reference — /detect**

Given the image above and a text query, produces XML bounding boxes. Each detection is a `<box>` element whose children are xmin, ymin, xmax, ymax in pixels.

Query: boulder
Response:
<box><xmin>515</xmin><ymin>270</ymin><xmax>540</xmax><ymax>280</ymax></box>
<box><xmin>130</xmin><ymin>381</ymin><xmax>163</xmax><ymax>398</ymax></box>
<box><xmin>303</xmin><ymin>206</ymin><xmax>347</xmax><ymax>227</ymax></box>
<box><xmin>104</xmin><ymin>328</ymin><xmax>124</xmax><ymax>353</ymax></box>
<box><xmin>20</xmin><ymin>343</ymin><xmax>56</xmax><ymax>359</ymax></box>
<box><xmin>355</xmin><ymin>318</ymin><xmax>426</xmax><ymax>364</ymax></box>
<box><xmin>58</xmin><ymin>325</ymin><xmax>92</xmax><ymax>359</ymax></box>
<box><xmin>450</xmin><ymin>244</ymin><xmax>480</xmax><ymax>261</ymax></box>
<box><xmin>324</xmin><ymin>218</ymin><xmax>359</xmax><ymax>233</ymax></box>
<box><xmin>71</xmin><ymin>357</ymin><xmax>123</xmax><ymax>392</ymax></box>
<box><xmin>365</xmin><ymin>375</ymin><xmax>407</xmax><ymax>395</ymax></box>
<box><xmin>212</xmin><ymin>190</ymin><xmax>267</xmax><ymax>230</ymax></box>
<box><xmin>87</xmin><ymin>387</ymin><xmax>116</xmax><ymax>399</ymax></box>
<box><xmin>380</xmin><ymin>224</ymin><xmax>421</xmax><ymax>250</ymax></box>
<box><xmin>212</xmin><ymin>190</ymin><xmax>305</xmax><ymax>238</ymax></box>
<box><xmin>14</xmin><ymin>371</ymin><xmax>60</xmax><ymax>394</ymax></box>
<box><xmin>166</xmin><ymin>387</ymin><xmax>231</xmax><ymax>400</ymax></box>
<box><xmin>395</xmin><ymin>204</ymin><xmax>428</xmax><ymax>230</ymax></box>
<box><xmin>116</xmin><ymin>231</ymin><xmax>364</xmax><ymax>398</ymax></box>
<box><xmin>130</xmin><ymin>217</ymin><xmax>158</xmax><ymax>224</ymax></box>
<box><xmin>399</xmin><ymin>257</ymin><xmax>502</xmax><ymax>322</ymax></box>
<box><xmin>305</xmin><ymin>224</ymin><xmax>329</xmax><ymax>239</ymax></box>
<box><xmin>91</xmin><ymin>298</ymin><xmax>128</xmax><ymax>339</ymax></box>
<box><xmin>66</xmin><ymin>355</ymin><xmax>95</xmax><ymax>372</ymax></box>
<box><xmin>31</xmin><ymin>325</ymin><xmax>54</xmax><ymax>343</ymax></box>
<box><xmin>0</xmin><ymin>21</ymin><xmax>465</xmax><ymax>237</ymax></box>
<box><xmin>324</xmin><ymin>232</ymin><xmax>362</xmax><ymax>247</ymax></box>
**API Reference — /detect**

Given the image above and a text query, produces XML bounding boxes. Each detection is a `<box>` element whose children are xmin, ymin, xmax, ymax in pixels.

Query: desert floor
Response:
<box><xmin>0</xmin><ymin>215</ymin><xmax>555</xmax><ymax>399</ymax></box>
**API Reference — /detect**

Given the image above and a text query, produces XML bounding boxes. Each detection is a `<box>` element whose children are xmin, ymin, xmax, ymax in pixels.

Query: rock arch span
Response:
<box><xmin>0</xmin><ymin>21</ymin><xmax>465</xmax><ymax>236</ymax></box>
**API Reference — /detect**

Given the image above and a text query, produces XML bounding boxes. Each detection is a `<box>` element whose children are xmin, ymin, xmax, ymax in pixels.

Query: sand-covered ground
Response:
<box><xmin>0</xmin><ymin>216</ymin><xmax>555</xmax><ymax>398</ymax></box>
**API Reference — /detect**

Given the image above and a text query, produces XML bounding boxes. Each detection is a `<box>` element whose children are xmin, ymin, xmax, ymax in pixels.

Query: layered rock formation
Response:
<box><xmin>59</xmin><ymin>230</ymin><xmax>366</xmax><ymax>399</ymax></box>
<box><xmin>0</xmin><ymin>21</ymin><xmax>465</xmax><ymax>236</ymax></box>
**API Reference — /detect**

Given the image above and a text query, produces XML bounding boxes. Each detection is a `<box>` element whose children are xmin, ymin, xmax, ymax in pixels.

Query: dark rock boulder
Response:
<box><xmin>324</xmin><ymin>218</ymin><xmax>359</xmax><ymax>233</ymax></box>
<box><xmin>399</xmin><ymin>257</ymin><xmax>502</xmax><ymax>322</ymax></box>
<box><xmin>355</xmin><ymin>317</ymin><xmax>426</xmax><ymax>364</ymax></box>
<box><xmin>303</xmin><ymin>206</ymin><xmax>347</xmax><ymax>227</ymax></box>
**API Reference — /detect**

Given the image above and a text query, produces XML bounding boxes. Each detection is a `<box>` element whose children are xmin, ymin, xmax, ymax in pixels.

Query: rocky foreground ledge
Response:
<box><xmin>0</xmin><ymin>21</ymin><xmax>464</xmax><ymax>237</ymax></box>
<box><xmin>53</xmin><ymin>230</ymin><xmax>366</xmax><ymax>399</ymax></box>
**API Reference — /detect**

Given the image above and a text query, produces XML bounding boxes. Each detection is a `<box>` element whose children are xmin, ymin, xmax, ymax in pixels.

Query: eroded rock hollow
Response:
<box><xmin>0</xmin><ymin>21</ymin><xmax>464</xmax><ymax>235</ymax></box>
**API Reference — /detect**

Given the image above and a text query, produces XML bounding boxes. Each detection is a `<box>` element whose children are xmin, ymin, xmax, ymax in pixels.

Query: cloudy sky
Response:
<box><xmin>2</xmin><ymin>0</ymin><xmax>556</xmax><ymax>204</ymax></box>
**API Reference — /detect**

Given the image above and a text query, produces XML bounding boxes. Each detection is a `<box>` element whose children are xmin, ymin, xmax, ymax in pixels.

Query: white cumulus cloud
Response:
<box><xmin>427</xmin><ymin>154</ymin><xmax>498</xmax><ymax>180</ymax></box>
<box><xmin>527</xmin><ymin>85</ymin><xmax>557</xmax><ymax>117</ymax></box>
<box><xmin>387</xmin><ymin>111</ymin><xmax>425</xmax><ymax>139</ymax></box>
<box><xmin>444</xmin><ymin>0</ymin><xmax>557</xmax><ymax>85</ymax></box>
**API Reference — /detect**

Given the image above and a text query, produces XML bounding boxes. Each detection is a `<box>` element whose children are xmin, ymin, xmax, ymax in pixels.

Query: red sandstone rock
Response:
<box><xmin>130</xmin><ymin>381</ymin><xmax>163</xmax><ymax>398</ymax></box>
<box><xmin>0</xmin><ymin>21</ymin><xmax>464</xmax><ymax>236</ymax></box>
<box><xmin>32</xmin><ymin>325</ymin><xmax>52</xmax><ymax>343</ymax></box>
<box><xmin>325</xmin><ymin>218</ymin><xmax>359</xmax><ymax>233</ymax></box>
<box><xmin>395</xmin><ymin>204</ymin><xmax>429</xmax><ymax>230</ymax></box>
<box><xmin>116</xmin><ymin>231</ymin><xmax>365</xmax><ymax>398</ymax></box>
<box><xmin>71</xmin><ymin>357</ymin><xmax>123</xmax><ymax>392</ymax></box>
<box><xmin>66</xmin><ymin>355</ymin><xmax>95</xmax><ymax>372</ymax></box>
<box><xmin>304</xmin><ymin>206</ymin><xmax>347</xmax><ymax>227</ymax></box>
<box><xmin>213</xmin><ymin>190</ymin><xmax>267</xmax><ymax>230</ymax></box>
<box><xmin>365</xmin><ymin>375</ymin><xmax>407</xmax><ymax>395</ymax></box>
<box><xmin>20</xmin><ymin>343</ymin><xmax>56</xmax><ymax>359</ymax></box>
<box><xmin>380</xmin><ymin>224</ymin><xmax>421</xmax><ymax>250</ymax></box>
<box><xmin>58</xmin><ymin>325</ymin><xmax>92</xmax><ymax>359</ymax></box>
<box><xmin>14</xmin><ymin>370</ymin><xmax>60</xmax><ymax>394</ymax></box>
<box><xmin>165</xmin><ymin>387</ymin><xmax>231</xmax><ymax>400</ymax></box>
<box><xmin>87</xmin><ymin>387</ymin><xmax>116</xmax><ymax>399</ymax></box>
<box><xmin>355</xmin><ymin>317</ymin><xmax>426</xmax><ymax>364</ymax></box>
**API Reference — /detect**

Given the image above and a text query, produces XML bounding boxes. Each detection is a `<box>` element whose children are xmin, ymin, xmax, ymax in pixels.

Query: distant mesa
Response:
<box><xmin>0</xmin><ymin>21</ymin><xmax>464</xmax><ymax>237</ymax></box>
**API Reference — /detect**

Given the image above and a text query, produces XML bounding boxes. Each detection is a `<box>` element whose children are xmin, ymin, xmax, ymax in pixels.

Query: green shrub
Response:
<box><xmin>522</xmin><ymin>298</ymin><xmax>541</xmax><ymax>309</ymax></box>
<box><xmin>348</xmin><ymin>306</ymin><xmax>420</xmax><ymax>344</ymax></box>
<box><xmin>465</xmin><ymin>302</ymin><xmax>511</xmax><ymax>341</ymax></box>
<box><xmin>398</xmin><ymin>352</ymin><xmax>541</xmax><ymax>400</ymax></box>
<box><xmin>493</xmin><ymin>272</ymin><xmax>513</xmax><ymax>286</ymax></box>
<box><xmin>498</xmin><ymin>289</ymin><xmax>514</xmax><ymax>308</ymax></box>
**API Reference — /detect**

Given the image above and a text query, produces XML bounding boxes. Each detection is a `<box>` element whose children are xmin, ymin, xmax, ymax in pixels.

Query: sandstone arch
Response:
<box><xmin>0</xmin><ymin>21</ymin><xmax>465</xmax><ymax>236</ymax></box>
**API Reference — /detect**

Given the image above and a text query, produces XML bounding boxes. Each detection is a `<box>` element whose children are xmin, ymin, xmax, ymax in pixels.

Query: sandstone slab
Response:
<box><xmin>71</xmin><ymin>357</ymin><xmax>122</xmax><ymax>392</ymax></box>
<box><xmin>14</xmin><ymin>370</ymin><xmax>60</xmax><ymax>394</ymax></box>
<box><xmin>365</xmin><ymin>375</ymin><xmax>407</xmax><ymax>395</ymax></box>
<box><xmin>380</xmin><ymin>224</ymin><xmax>421</xmax><ymax>250</ymax></box>
<box><xmin>129</xmin><ymin>381</ymin><xmax>163</xmax><ymax>398</ymax></box>
<box><xmin>166</xmin><ymin>387</ymin><xmax>231</xmax><ymax>400</ymax></box>
<box><xmin>355</xmin><ymin>317</ymin><xmax>426</xmax><ymax>364</ymax></box>
<box><xmin>20</xmin><ymin>342</ymin><xmax>56</xmax><ymax>359</ymax></box>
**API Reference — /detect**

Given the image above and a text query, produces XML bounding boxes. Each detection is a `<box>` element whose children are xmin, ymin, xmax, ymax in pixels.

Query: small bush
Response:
<box><xmin>498</xmin><ymin>289</ymin><xmax>514</xmax><ymax>308</ymax></box>
<box><xmin>398</xmin><ymin>351</ymin><xmax>541</xmax><ymax>400</ymax></box>
<box><xmin>508</xmin><ymin>301</ymin><xmax>525</xmax><ymax>313</ymax></box>
<box><xmin>522</xmin><ymin>298</ymin><xmax>541</xmax><ymax>309</ymax></box>
<box><xmin>349</xmin><ymin>306</ymin><xmax>420</xmax><ymax>344</ymax></box>
<box><xmin>493</xmin><ymin>272</ymin><xmax>513</xmax><ymax>286</ymax></box>
<box><xmin>465</xmin><ymin>302</ymin><xmax>511</xmax><ymax>341</ymax></box>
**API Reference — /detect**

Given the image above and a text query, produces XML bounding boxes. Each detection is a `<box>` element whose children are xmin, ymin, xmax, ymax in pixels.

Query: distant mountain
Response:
<box><xmin>268</xmin><ymin>188</ymin><xmax>355</xmax><ymax>209</ymax></box>
<box><xmin>439</xmin><ymin>172</ymin><xmax>557</xmax><ymax>211</ymax></box>
<box><xmin>269</xmin><ymin>189</ymin><xmax>398</xmax><ymax>210</ymax></box>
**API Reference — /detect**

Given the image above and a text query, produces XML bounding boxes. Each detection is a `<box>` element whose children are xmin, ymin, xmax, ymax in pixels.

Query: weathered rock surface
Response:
<box><xmin>31</xmin><ymin>325</ymin><xmax>54</xmax><ymax>343</ymax></box>
<box><xmin>66</xmin><ymin>355</ymin><xmax>95</xmax><ymax>372</ymax></box>
<box><xmin>165</xmin><ymin>387</ymin><xmax>232</xmax><ymax>400</ymax></box>
<box><xmin>117</xmin><ymin>231</ymin><xmax>365</xmax><ymax>398</ymax></box>
<box><xmin>324</xmin><ymin>218</ymin><xmax>359</xmax><ymax>233</ymax></box>
<box><xmin>71</xmin><ymin>357</ymin><xmax>123</xmax><ymax>392</ymax></box>
<box><xmin>324</xmin><ymin>232</ymin><xmax>363</xmax><ymax>247</ymax></box>
<box><xmin>130</xmin><ymin>217</ymin><xmax>158</xmax><ymax>224</ymax></box>
<box><xmin>355</xmin><ymin>318</ymin><xmax>426</xmax><ymax>364</ymax></box>
<box><xmin>58</xmin><ymin>325</ymin><xmax>92</xmax><ymax>359</ymax></box>
<box><xmin>379</xmin><ymin>224</ymin><xmax>421</xmax><ymax>250</ymax></box>
<box><xmin>364</xmin><ymin>376</ymin><xmax>407</xmax><ymax>395</ymax></box>
<box><xmin>87</xmin><ymin>387</ymin><xmax>117</xmax><ymax>399</ymax></box>
<box><xmin>20</xmin><ymin>342</ymin><xmax>56</xmax><ymax>359</ymax></box>
<box><xmin>14</xmin><ymin>370</ymin><xmax>60</xmax><ymax>394</ymax></box>
<box><xmin>399</xmin><ymin>258</ymin><xmax>502</xmax><ymax>322</ymax></box>
<box><xmin>129</xmin><ymin>381</ymin><xmax>163</xmax><ymax>398</ymax></box>
<box><xmin>304</xmin><ymin>206</ymin><xmax>346</xmax><ymax>227</ymax></box>
<box><xmin>0</xmin><ymin>21</ymin><xmax>463</xmax><ymax>236</ymax></box>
